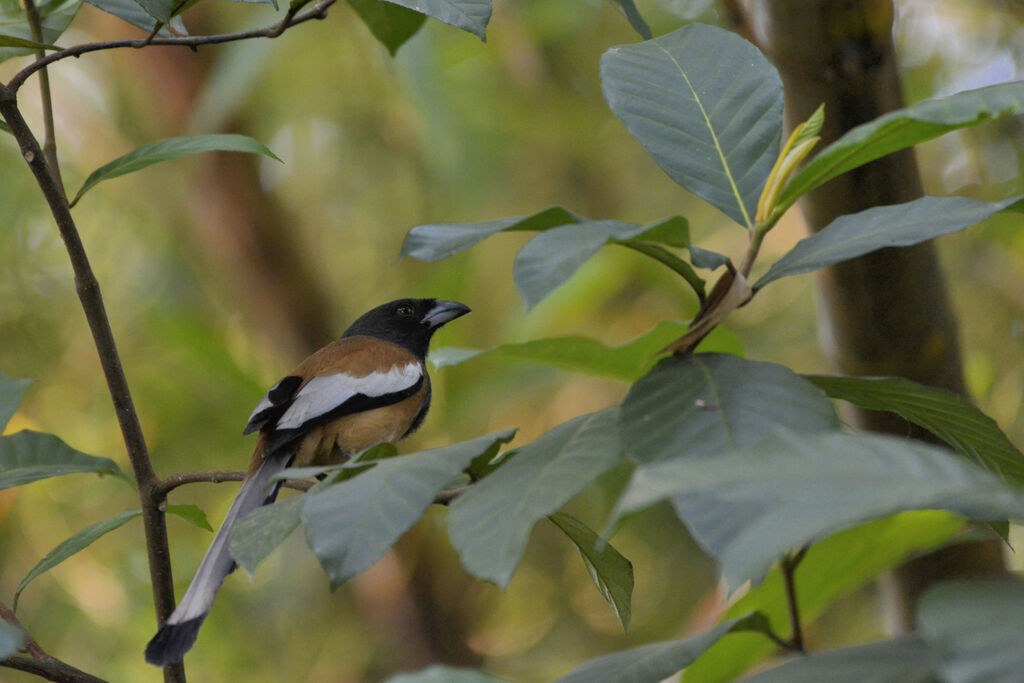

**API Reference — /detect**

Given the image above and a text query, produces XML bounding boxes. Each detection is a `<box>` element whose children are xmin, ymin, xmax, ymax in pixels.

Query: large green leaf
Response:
<box><xmin>0</xmin><ymin>0</ymin><xmax>80</xmax><ymax>63</ymax></box>
<box><xmin>0</xmin><ymin>431</ymin><xmax>121</xmax><ymax>491</ymax></box>
<box><xmin>302</xmin><ymin>430</ymin><xmax>516</xmax><ymax>589</ymax></box>
<box><xmin>917</xmin><ymin>579</ymin><xmax>1024</xmax><ymax>683</ymax></box>
<box><xmin>401</xmin><ymin>207</ymin><xmax>582</xmax><ymax>262</ymax></box>
<box><xmin>620</xmin><ymin>354</ymin><xmax>839</xmax><ymax>465</ymax></box>
<box><xmin>0</xmin><ymin>620</ymin><xmax>24</xmax><ymax>660</ymax></box>
<box><xmin>15</xmin><ymin>510</ymin><xmax>141</xmax><ymax>604</ymax></box>
<box><xmin>348</xmin><ymin>0</ymin><xmax>425</xmax><ymax>55</ymax></box>
<box><xmin>129</xmin><ymin>0</ymin><xmax>199</xmax><ymax>23</ymax></box>
<box><xmin>553</xmin><ymin>614</ymin><xmax>768</xmax><ymax>683</ymax></box>
<box><xmin>615</xmin><ymin>430</ymin><xmax>1024</xmax><ymax>588</ymax></box>
<box><xmin>83</xmin><ymin>0</ymin><xmax>187</xmax><ymax>35</ymax></box>
<box><xmin>739</xmin><ymin>637</ymin><xmax>937</xmax><ymax>682</ymax></box>
<box><xmin>429</xmin><ymin>322</ymin><xmax>742</xmax><ymax>383</ymax></box>
<box><xmin>601</xmin><ymin>24</ymin><xmax>783</xmax><ymax>228</ymax></box>
<box><xmin>550</xmin><ymin>512</ymin><xmax>633</xmax><ymax>630</ymax></box>
<box><xmin>807</xmin><ymin>375</ymin><xmax>1024</xmax><ymax>484</ymax></box>
<box><xmin>71</xmin><ymin>134</ymin><xmax>281</xmax><ymax>206</ymax></box>
<box><xmin>514</xmin><ymin>220</ymin><xmax>667</xmax><ymax>310</ymax></box>
<box><xmin>683</xmin><ymin>511</ymin><xmax>963</xmax><ymax>682</ymax></box>
<box><xmin>448</xmin><ymin>410</ymin><xmax>621</xmax><ymax>587</ymax></box>
<box><xmin>380</xmin><ymin>0</ymin><xmax>489</xmax><ymax>41</ymax></box>
<box><xmin>779</xmin><ymin>81</ymin><xmax>1024</xmax><ymax>211</ymax></box>
<box><xmin>755</xmin><ymin>195</ymin><xmax>1021</xmax><ymax>288</ymax></box>
<box><xmin>0</xmin><ymin>369</ymin><xmax>32</xmax><ymax>431</ymax></box>
<box><xmin>230</xmin><ymin>494</ymin><xmax>303</xmax><ymax>575</ymax></box>
<box><xmin>0</xmin><ymin>34</ymin><xmax>58</xmax><ymax>49</ymax></box>
<box><xmin>385</xmin><ymin>666</ymin><xmax>508</xmax><ymax>683</ymax></box>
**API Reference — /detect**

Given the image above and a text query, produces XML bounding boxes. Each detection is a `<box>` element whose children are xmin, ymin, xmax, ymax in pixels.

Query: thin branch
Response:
<box><xmin>1</xmin><ymin>604</ymin><xmax>107</xmax><ymax>683</ymax></box>
<box><xmin>0</xmin><ymin>84</ymin><xmax>184</xmax><ymax>683</ymax></box>
<box><xmin>21</xmin><ymin>0</ymin><xmax>65</xmax><ymax>197</ymax></box>
<box><xmin>155</xmin><ymin>470</ymin><xmax>313</xmax><ymax>498</ymax></box>
<box><xmin>780</xmin><ymin>546</ymin><xmax>809</xmax><ymax>653</ymax></box>
<box><xmin>7</xmin><ymin>0</ymin><xmax>336</xmax><ymax>93</ymax></box>
<box><xmin>616</xmin><ymin>241</ymin><xmax>707</xmax><ymax>304</ymax></box>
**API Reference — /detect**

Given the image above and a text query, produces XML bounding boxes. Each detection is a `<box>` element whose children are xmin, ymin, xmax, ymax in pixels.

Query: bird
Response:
<box><xmin>144</xmin><ymin>298</ymin><xmax>470</xmax><ymax>666</ymax></box>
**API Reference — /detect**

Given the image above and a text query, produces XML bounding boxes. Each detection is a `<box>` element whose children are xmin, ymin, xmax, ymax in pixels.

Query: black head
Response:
<box><xmin>341</xmin><ymin>298</ymin><xmax>471</xmax><ymax>359</ymax></box>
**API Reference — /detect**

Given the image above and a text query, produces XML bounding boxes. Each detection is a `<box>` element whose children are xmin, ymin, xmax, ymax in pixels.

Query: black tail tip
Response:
<box><xmin>144</xmin><ymin>617</ymin><xmax>204</xmax><ymax>666</ymax></box>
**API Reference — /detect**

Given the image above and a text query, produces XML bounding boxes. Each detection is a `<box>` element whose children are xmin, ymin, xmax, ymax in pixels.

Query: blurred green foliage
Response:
<box><xmin>0</xmin><ymin>0</ymin><xmax>1021</xmax><ymax>681</ymax></box>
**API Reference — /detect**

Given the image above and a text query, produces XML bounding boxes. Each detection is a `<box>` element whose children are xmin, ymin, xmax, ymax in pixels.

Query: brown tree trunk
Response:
<box><xmin>724</xmin><ymin>0</ymin><xmax>1007</xmax><ymax>629</ymax></box>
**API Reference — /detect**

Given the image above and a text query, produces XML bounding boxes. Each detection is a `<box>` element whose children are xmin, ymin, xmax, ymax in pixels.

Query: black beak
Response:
<box><xmin>423</xmin><ymin>300</ymin><xmax>471</xmax><ymax>328</ymax></box>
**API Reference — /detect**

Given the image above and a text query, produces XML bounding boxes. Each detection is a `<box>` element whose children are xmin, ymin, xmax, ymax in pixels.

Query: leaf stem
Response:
<box><xmin>780</xmin><ymin>546</ymin><xmax>808</xmax><ymax>653</ymax></box>
<box><xmin>22</xmin><ymin>0</ymin><xmax>65</xmax><ymax>198</ymax></box>
<box><xmin>617</xmin><ymin>241</ymin><xmax>707</xmax><ymax>303</ymax></box>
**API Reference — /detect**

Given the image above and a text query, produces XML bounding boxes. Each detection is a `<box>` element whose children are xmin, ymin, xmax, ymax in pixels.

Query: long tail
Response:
<box><xmin>144</xmin><ymin>454</ymin><xmax>289</xmax><ymax>666</ymax></box>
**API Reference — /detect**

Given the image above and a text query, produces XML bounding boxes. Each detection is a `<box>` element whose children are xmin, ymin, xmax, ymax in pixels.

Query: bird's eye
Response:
<box><xmin>396</xmin><ymin>304</ymin><xmax>415</xmax><ymax>318</ymax></box>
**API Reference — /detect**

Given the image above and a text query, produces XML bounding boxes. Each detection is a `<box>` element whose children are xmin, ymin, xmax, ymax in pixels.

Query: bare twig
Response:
<box><xmin>0</xmin><ymin>604</ymin><xmax>107</xmax><ymax>683</ymax></box>
<box><xmin>21</xmin><ymin>0</ymin><xmax>65</xmax><ymax>197</ymax></box>
<box><xmin>155</xmin><ymin>470</ymin><xmax>313</xmax><ymax>498</ymax></box>
<box><xmin>7</xmin><ymin>0</ymin><xmax>337</xmax><ymax>93</ymax></box>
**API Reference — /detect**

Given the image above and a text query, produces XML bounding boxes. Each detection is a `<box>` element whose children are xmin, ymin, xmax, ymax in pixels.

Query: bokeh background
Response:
<box><xmin>1</xmin><ymin>0</ymin><xmax>1022</xmax><ymax>680</ymax></box>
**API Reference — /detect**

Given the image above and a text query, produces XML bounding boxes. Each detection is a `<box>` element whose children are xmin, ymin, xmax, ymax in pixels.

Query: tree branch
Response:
<box><xmin>6</xmin><ymin>0</ymin><xmax>336</xmax><ymax>93</ymax></box>
<box><xmin>0</xmin><ymin>84</ymin><xmax>184</xmax><ymax>683</ymax></box>
<box><xmin>155</xmin><ymin>470</ymin><xmax>313</xmax><ymax>497</ymax></box>
<box><xmin>0</xmin><ymin>604</ymin><xmax>107</xmax><ymax>683</ymax></box>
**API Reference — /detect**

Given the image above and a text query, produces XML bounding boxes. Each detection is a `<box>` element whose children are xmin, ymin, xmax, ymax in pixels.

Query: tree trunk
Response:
<box><xmin>724</xmin><ymin>0</ymin><xmax>1007</xmax><ymax>629</ymax></box>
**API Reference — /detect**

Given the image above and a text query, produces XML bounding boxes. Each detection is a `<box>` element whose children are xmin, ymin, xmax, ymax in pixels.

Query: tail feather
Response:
<box><xmin>144</xmin><ymin>454</ymin><xmax>289</xmax><ymax>666</ymax></box>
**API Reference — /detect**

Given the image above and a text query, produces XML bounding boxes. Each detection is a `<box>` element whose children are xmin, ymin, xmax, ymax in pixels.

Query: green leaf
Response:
<box><xmin>780</xmin><ymin>82</ymin><xmax>1024</xmax><ymax>210</ymax></box>
<box><xmin>348</xmin><ymin>0</ymin><xmax>426</xmax><ymax>55</ymax></box>
<box><xmin>789</xmin><ymin>104</ymin><xmax>825</xmax><ymax>150</ymax></box>
<box><xmin>71</xmin><ymin>134</ymin><xmax>281</xmax><ymax>207</ymax></box>
<box><xmin>0</xmin><ymin>620</ymin><xmax>24</xmax><ymax>660</ymax></box>
<box><xmin>401</xmin><ymin>207</ymin><xmax>582</xmax><ymax>262</ymax></box>
<box><xmin>429</xmin><ymin>322</ymin><xmax>742</xmax><ymax>383</ymax></box>
<box><xmin>15</xmin><ymin>510</ymin><xmax>141</xmax><ymax>604</ymax></box>
<box><xmin>0</xmin><ymin>0</ymin><xmax>80</xmax><ymax>63</ymax></box>
<box><xmin>620</xmin><ymin>354</ymin><xmax>839</xmax><ymax>465</ymax></box>
<box><xmin>0</xmin><ymin>119</ymin><xmax>10</xmax><ymax>134</ymax></box>
<box><xmin>379</xmin><ymin>0</ymin><xmax>489</xmax><ymax>41</ymax></box>
<box><xmin>807</xmin><ymin>375</ymin><xmax>1024</xmax><ymax>484</ymax></box>
<box><xmin>684</xmin><ymin>511</ymin><xmax>963</xmax><ymax>682</ymax></box>
<box><xmin>918</xmin><ymin>579</ymin><xmax>1024</xmax><ymax>683</ymax></box>
<box><xmin>553</xmin><ymin>614</ymin><xmax>768</xmax><ymax>683</ymax></box>
<box><xmin>550</xmin><ymin>511</ymin><xmax>633</xmax><ymax>630</ymax></box>
<box><xmin>0</xmin><ymin>431</ymin><xmax>121</xmax><ymax>491</ymax></box>
<box><xmin>302</xmin><ymin>430</ymin><xmax>516</xmax><ymax>589</ymax></box>
<box><xmin>601</xmin><ymin>24</ymin><xmax>783</xmax><ymax>228</ymax></box>
<box><xmin>0</xmin><ymin>33</ymin><xmax>58</xmax><ymax>49</ymax></box>
<box><xmin>166</xmin><ymin>503</ymin><xmax>212</xmax><ymax>532</ymax></box>
<box><xmin>756</xmin><ymin>195</ymin><xmax>1021</xmax><ymax>288</ymax></box>
<box><xmin>0</xmin><ymin>369</ymin><xmax>32</xmax><ymax>431</ymax></box>
<box><xmin>385</xmin><ymin>666</ymin><xmax>509</xmax><ymax>683</ymax></box>
<box><xmin>449</xmin><ymin>410</ymin><xmax>621</xmax><ymax>587</ymax></box>
<box><xmin>514</xmin><ymin>220</ymin><xmax>673</xmax><ymax>310</ymax></box>
<box><xmin>609</xmin><ymin>0</ymin><xmax>650</xmax><ymax>40</ymax></box>
<box><xmin>230</xmin><ymin>495</ymin><xmax>303</xmax><ymax>575</ymax></box>
<box><xmin>83</xmin><ymin>0</ymin><xmax>187</xmax><ymax>35</ymax></box>
<box><xmin>739</xmin><ymin>637</ymin><xmax>937</xmax><ymax>682</ymax></box>
<box><xmin>615</xmin><ymin>430</ymin><xmax>1024</xmax><ymax>588</ymax></box>
<box><xmin>130</xmin><ymin>0</ymin><xmax>198</xmax><ymax>23</ymax></box>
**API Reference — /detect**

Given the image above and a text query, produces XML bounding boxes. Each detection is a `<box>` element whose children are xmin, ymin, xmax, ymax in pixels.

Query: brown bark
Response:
<box><xmin>725</xmin><ymin>0</ymin><xmax>1007</xmax><ymax>629</ymax></box>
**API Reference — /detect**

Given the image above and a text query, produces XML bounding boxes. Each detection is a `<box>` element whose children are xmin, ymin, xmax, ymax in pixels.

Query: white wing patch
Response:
<box><xmin>275</xmin><ymin>363</ymin><xmax>422</xmax><ymax>431</ymax></box>
<box><xmin>247</xmin><ymin>377</ymin><xmax>288</xmax><ymax>424</ymax></box>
